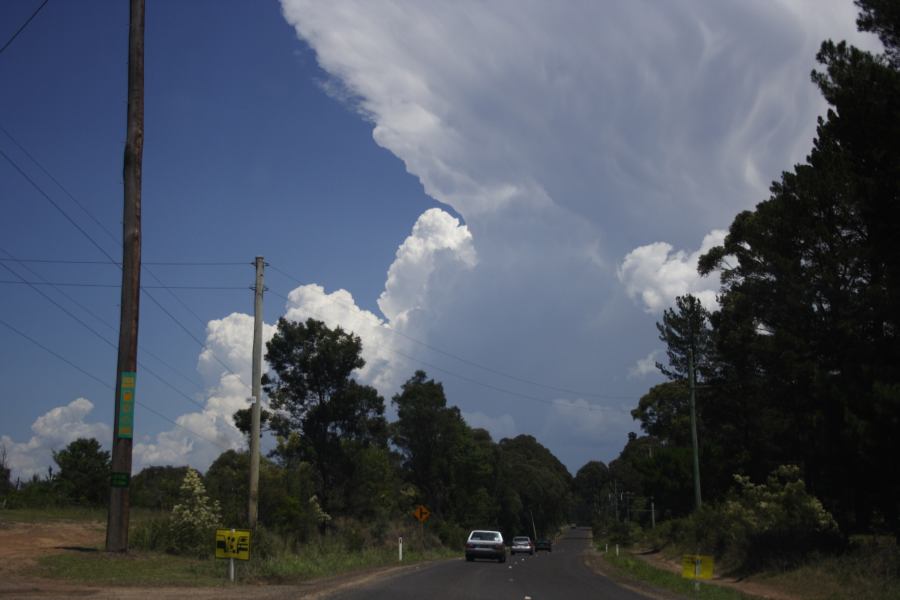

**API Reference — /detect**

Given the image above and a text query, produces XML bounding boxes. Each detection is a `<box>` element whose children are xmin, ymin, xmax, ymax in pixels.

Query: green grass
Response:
<box><xmin>32</xmin><ymin>543</ymin><xmax>456</xmax><ymax>587</ymax></box>
<box><xmin>0</xmin><ymin>506</ymin><xmax>107</xmax><ymax>523</ymax></box>
<box><xmin>600</xmin><ymin>553</ymin><xmax>760</xmax><ymax>600</ymax></box>
<box><xmin>243</xmin><ymin>543</ymin><xmax>457</xmax><ymax>582</ymax></box>
<box><xmin>34</xmin><ymin>551</ymin><xmax>226</xmax><ymax>587</ymax></box>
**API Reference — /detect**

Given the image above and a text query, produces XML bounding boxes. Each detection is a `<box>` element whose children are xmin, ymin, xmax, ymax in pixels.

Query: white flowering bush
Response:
<box><xmin>169</xmin><ymin>468</ymin><xmax>222</xmax><ymax>556</ymax></box>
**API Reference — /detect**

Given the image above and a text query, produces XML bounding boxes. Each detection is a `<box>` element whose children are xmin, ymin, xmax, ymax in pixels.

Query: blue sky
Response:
<box><xmin>0</xmin><ymin>0</ymin><xmax>878</xmax><ymax>479</ymax></box>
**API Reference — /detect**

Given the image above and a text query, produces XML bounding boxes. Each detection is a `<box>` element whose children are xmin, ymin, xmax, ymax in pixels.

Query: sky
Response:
<box><xmin>0</xmin><ymin>0</ymin><xmax>880</xmax><ymax>481</ymax></box>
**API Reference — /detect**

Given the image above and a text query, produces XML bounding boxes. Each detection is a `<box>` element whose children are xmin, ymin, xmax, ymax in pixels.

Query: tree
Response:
<box><xmin>697</xmin><ymin>0</ymin><xmax>900</xmax><ymax>534</ymax></box>
<box><xmin>572</xmin><ymin>460</ymin><xmax>608</xmax><ymax>524</ymax></box>
<box><xmin>0</xmin><ymin>443</ymin><xmax>12</xmax><ymax>498</ymax></box>
<box><xmin>656</xmin><ymin>294</ymin><xmax>715</xmax><ymax>382</ymax></box>
<box><xmin>52</xmin><ymin>438</ymin><xmax>110</xmax><ymax>506</ymax></box>
<box><xmin>391</xmin><ymin>371</ymin><xmax>471</xmax><ymax>518</ymax></box>
<box><xmin>131</xmin><ymin>466</ymin><xmax>189</xmax><ymax>510</ymax></box>
<box><xmin>261</xmin><ymin>318</ymin><xmax>389</xmax><ymax>514</ymax></box>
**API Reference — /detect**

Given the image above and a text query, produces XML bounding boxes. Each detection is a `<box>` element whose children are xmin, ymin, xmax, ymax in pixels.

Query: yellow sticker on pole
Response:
<box><xmin>682</xmin><ymin>554</ymin><xmax>714</xmax><ymax>579</ymax></box>
<box><xmin>215</xmin><ymin>529</ymin><xmax>251</xmax><ymax>560</ymax></box>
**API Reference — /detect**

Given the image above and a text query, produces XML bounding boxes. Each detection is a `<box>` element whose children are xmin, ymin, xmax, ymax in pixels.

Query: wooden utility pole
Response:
<box><xmin>689</xmin><ymin>347</ymin><xmax>702</xmax><ymax>511</ymax></box>
<box><xmin>106</xmin><ymin>0</ymin><xmax>144</xmax><ymax>553</ymax></box>
<box><xmin>248</xmin><ymin>257</ymin><xmax>264</xmax><ymax>528</ymax></box>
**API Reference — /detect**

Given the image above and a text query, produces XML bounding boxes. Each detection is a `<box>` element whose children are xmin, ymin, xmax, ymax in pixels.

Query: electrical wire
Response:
<box><xmin>0</xmin><ymin>247</ymin><xmax>206</xmax><ymax>393</ymax></box>
<box><xmin>266</xmin><ymin>288</ymin><xmax>634</xmax><ymax>413</ymax></box>
<box><xmin>0</xmin><ymin>280</ymin><xmax>250</xmax><ymax>290</ymax></box>
<box><xmin>0</xmin><ymin>0</ymin><xmax>49</xmax><ymax>57</ymax></box>
<box><xmin>0</xmin><ymin>316</ymin><xmax>233</xmax><ymax>452</ymax></box>
<box><xmin>268</xmin><ymin>264</ymin><xmax>637</xmax><ymax>402</ymax></box>
<box><xmin>1</xmin><ymin>141</ymin><xmax>250</xmax><ymax>387</ymax></box>
<box><xmin>0</xmin><ymin>258</ymin><xmax>249</xmax><ymax>266</ymax></box>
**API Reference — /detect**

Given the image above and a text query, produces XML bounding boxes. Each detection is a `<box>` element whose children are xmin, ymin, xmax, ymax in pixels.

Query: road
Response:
<box><xmin>326</xmin><ymin>527</ymin><xmax>653</xmax><ymax>600</ymax></box>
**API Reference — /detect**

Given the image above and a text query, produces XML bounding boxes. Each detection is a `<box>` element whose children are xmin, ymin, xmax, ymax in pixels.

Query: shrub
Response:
<box><xmin>169</xmin><ymin>468</ymin><xmax>222</xmax><ymax>557</ymax></box>
<box><xmin>663</xmin><ymin>465</ymin><xmax>843</xmax><ymax>571</ymax></box>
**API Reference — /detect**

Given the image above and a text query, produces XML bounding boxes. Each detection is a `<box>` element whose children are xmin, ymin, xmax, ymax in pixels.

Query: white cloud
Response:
<box><xmin>133</xmin><ymin>313</ymin><xmax>275</xmax><ymax>473</ymax></box>
<box><xmin>278</xmin><ymin>0</ymin><xmax>874</xmax><ymax>470</ymax></box>
<box><xmin>629</xmin><ymin>351</ymin><xmax>661</xmax><ymax>379</ymax></box>
<box><xmin>134</xmin><ymin>208</ymin><xmax>477</xmax><ymax>471</ymax></box>
<box><xmin>1</xmin><ymin>398</ymin><xmax>110</xmax><ymax>481</ymax></box>
<box><xmin>378</xmin><ymin>208</ymin><xmax>477</xmax><ymax>326</ymax></box>
<box><xmin>618</xmin><ymin>229</ymin><xmax>725</xmax><ymax>313</ymax></box>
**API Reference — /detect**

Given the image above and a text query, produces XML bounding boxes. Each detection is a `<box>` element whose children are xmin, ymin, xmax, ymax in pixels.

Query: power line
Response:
<box><xmin>266</xmin><ymin>287</ymin><xmax>635</xmax><ymax>413</ymax></box>
<box><xmin>0</xmin><ymin>316</ymin><xmax>232</xmax><ymax>452</ymax></box>
<box><xmin>0</xmin><ymin>247</ymin><xmax>206</xmax><ymax>393</ymax></box>
<box><xmin>0</xmin><ymin>0</ymin><xmax>49</xmax><ymax>57</ymax></box>
<box><xmin>0</xmin><ymin>258</ymin><xmax>249</xmax><ymax>266</ymax></box>
<box><xmin>267</xmin><ymin>264</ymin><xmax>636</xmax><ymax>401</ymax></box>
<box><xmin>2</xmin><ymin>141</ymin><xmax>249</xmax><ymax>386</ymax></box>
<box><xmin>0</xmin><ymin>280</ymin><xmax>250</xmax><ymax>290</ymax></box>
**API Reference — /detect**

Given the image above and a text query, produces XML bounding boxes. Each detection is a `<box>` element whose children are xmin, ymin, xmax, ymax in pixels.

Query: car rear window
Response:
<box><xmin>471</xmin><ymin>531</ymin><xmax>499</xmax><ymax>541</ymax></box>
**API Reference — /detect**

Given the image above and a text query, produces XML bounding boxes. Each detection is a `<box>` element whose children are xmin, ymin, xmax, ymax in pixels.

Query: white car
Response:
<box><xmin>465</xmin><ymin>530</ymin><xmax>506</xmax><ymax>562</ymax></box>
<box><xmin>510</xmin><ymin>536</ymin><xmax>534</xmax><ymax>555</ymax></box>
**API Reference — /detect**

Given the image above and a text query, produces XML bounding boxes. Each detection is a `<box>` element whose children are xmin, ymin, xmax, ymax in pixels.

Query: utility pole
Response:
<box><xmin>107</xmin><ymin>0</ymin><xmax>144</xmax><ymax>553</ymax></box>
<box><xmin>689</xmin><ymin>347</ymin><xmax>702</xmax><ymax>510</ymax></box>
<box><xmin>248</xmin><ymin>257</ymin><xmax>264</xmax><ymax>529</ymax></box>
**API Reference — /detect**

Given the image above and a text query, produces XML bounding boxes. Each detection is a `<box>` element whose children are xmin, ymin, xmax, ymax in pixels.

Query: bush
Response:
<box><xmin>662</xmin><ymin>465</ymin><xmax>844</xmax><ymax>571</ymax></box>
<box><xmin>168</xmin><ymin>468</ymin><xmax>222</xmax><ymax>557</ymax></box>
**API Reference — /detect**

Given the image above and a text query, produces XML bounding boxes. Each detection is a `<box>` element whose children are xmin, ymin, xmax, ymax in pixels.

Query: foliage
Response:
<box><xmin>168</xmin><ymin>468</ymin><xmax>221</xmax><ymax>557</ymax></box>
<box><xmin>131</xmin><ymin>465</ymin><xmax>189</xmax><ymax>510</ymax></box>
<box><xmin>260</xmin><ymin>317</ymin><xmax>389</xmax><ymax>514</ymax></box>
<box><xmin>52</xmin><ymin>438</ymin><xmax>110</xmax><ymax>506</ymax></box>
<box><xmin>667</xmin><ymin>466</ymin><xmax>843</xmax><ymax>572</ymax></box>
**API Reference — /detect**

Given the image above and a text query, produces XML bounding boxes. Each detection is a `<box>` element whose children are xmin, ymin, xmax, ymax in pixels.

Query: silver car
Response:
<box><xmin>510</xmin><ymin>536</ymin><xmax>534</xmax><ymax>555</ymax></box>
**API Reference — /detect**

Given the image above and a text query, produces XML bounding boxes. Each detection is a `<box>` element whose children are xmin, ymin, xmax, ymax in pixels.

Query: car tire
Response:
<box><xmin>466</xmin><ymin>555</ymin><xmax>474</xmax><ymax>562</ymax></box>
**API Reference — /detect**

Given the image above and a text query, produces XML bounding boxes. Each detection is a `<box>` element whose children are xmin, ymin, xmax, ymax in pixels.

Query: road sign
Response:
<box><xmin>681</xmin><ymin>554</ymin><xmax>714</xmax><ymax>580</ymax></box>
<box><xmin>215</xmin><ymin>528</ymin><xmax>251</xmax><ymax>560</ymax></box>
<box><xmin>412</xmin><ymin>504</ymin><xmax>431</xmax><ymax>523</ymax></box>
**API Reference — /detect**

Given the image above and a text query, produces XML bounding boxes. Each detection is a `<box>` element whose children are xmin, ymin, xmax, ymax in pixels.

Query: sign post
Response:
<box><xmin>216</xmin><ymin>528</ymin><xmax>251</xmax><ymax>582</ymax></box>
<box><xmin>682</xmin><ymin>554</ymin><xmax>714</xmax><ymax>592</ymax></box>
<box><xmin>412</xmin><ymin>505</ymin><xmax>430</xmax><ymax>554</ymax></box>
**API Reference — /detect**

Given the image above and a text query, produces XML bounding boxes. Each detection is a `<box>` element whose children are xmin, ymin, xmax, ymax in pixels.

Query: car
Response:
<box><xmin>510</xmin><ymin>536</ymin><xmax>535</xmax><ymax>555</ymax></box>
<box><xmin>465</xmin><ymin>530</ymin><xmax>506</xmax><ymax>562</ymax></box>
<box><xmin>535</xmin><ymin>539</ymin><xmax>552</xmax><ymax>552</ymax></box>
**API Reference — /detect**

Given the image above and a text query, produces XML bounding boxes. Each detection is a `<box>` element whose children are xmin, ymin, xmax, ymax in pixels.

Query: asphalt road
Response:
<box><xmin>326</xmin><ymin>528</ymin><xmax>652</xmax><ymax>600</ymax></box>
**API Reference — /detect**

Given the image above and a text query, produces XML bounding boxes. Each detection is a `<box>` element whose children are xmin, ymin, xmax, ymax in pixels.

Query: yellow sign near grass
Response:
<box><xmin>682</xmin><ymin>554</ymin><xmax>714</xmax><ymax>580</ymax></box>
<box><xmin>215</xmin><ymin>529</ymin><xmax>251</xmax><ymax>560</ymax></box>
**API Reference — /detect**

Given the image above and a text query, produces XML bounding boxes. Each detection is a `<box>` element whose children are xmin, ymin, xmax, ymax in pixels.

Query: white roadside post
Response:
<box><xmin>399</xmin><ymin>536</ymin><xmax>403</xmax><ymax>562</ymax></box>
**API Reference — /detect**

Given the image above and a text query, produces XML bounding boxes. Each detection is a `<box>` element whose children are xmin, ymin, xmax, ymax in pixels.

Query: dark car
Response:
<box><xmin>465</xmin><ymin>530</ymin><xmax>506</xmax><ymax>562</ymax></box>
<box><xmin>535</xmin><ymin>539</ymin><xmax>552</xmax><ymax>552</ymax></box>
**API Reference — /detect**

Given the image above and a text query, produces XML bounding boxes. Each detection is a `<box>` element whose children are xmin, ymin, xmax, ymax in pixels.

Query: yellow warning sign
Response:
<box><xmin>215</xmin><ymin>529</ymin><xmax>251</xmax><ymax>560</ymax></box>
<box><xmin>412</xmin><ymin>505</ymin><xmax>431</xmax><ymax>523</ymax></box>
<box><xmin>681</xmin><ymin>554</ymin><xmax>714</xmax><ymax>580</ymax></box>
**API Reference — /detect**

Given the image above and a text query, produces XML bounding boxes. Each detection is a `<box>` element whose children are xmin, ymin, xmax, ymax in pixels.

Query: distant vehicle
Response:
<box><xmin>510</xmin><ymin>536</ymin><xmax>534</xmax><ymax>555</ymax></box>
<box><xmin>465</xmin><ymin>530</ymin><xmax>506</xmax><ymax>562</ymax></box>
<box><xmin>535</xmin><ymin>539</ymin><xmax>552</xmax><ymax>552</ymax></box>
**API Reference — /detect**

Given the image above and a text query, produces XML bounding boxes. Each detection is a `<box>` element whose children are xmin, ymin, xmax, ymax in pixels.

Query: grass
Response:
<box><xmin>0</xmin><ymin>506</ymin><xmax>107</xmax><ymax>523</ymax></box>
<box><xmin>6</xmin><ymin>505</ymin><xmax>459</xmax><ymax>588</ymax></box>
<box><xmin>31</xmin><ymin>541</ymin><xmax>457</xmax><ymax>587</ymax></box>
<box><xmin>600</xmin><ymin>552</ymin><xmax>759</xmax><ymax>600</ymax></box>
<box><xmin>35</xmin><ymin>551</ymin><xmax>226</xmax><ymax>587</ymax></box>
